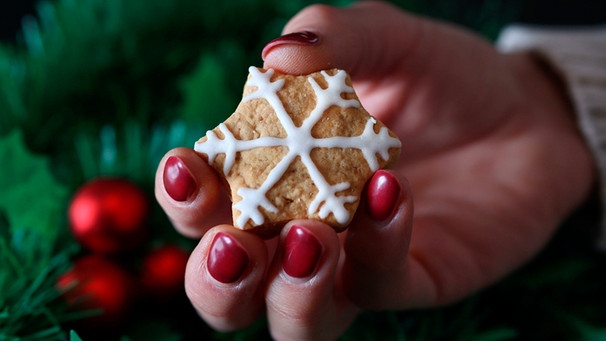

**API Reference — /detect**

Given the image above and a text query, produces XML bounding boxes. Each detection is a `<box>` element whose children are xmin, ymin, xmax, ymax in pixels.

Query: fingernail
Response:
<box><xmin>282</xmin><ymin>225</ymin><xmax>322</xmax><ymax>278</ymax></box>
<box><xmin>163</xmin><ymin>156</ymin><xmax>196</xmax><ymax>202</ymax></box>
<box><xmin>367</xmin><ymin>170</ymin><xmax>401</xmax><ymax>222</ymax></box>
<box><xmin>207</xmin><ymin>232</ymin><xmax>249</xmax><ymax>284</ymax></box>
<box><xmin>262</xmin><ymin>31</ymin><xmax>320</xmax><ymax>60</ymax></box>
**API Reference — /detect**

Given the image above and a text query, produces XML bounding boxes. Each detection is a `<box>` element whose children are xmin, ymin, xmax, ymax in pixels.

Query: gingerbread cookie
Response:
<box><xmin>194</xmin><ymin>67</ymin><xmax>401</xmax><ymax>238</ymax></box>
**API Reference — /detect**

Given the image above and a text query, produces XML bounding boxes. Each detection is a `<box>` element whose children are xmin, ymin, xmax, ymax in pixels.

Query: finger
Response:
<box><xmin>344</xmin><ymin>170</ymin><xmax>437</xmax><ymax>310</ymax></box>
<box><xmin>262</xmin><ymin>1</ymin><xmax>424</xmax><ymax>79</ymax></box>
<box><xmin>265</xmin><ymin>221</ymin><xmax>359</xmax><ymax>341</ymax></box>
<box><xmin>154</xmin><ymin>147</ymin><xmax>231</xmax><ymax>238</ymax></box>
<box><xmin>184</xmin><ymin>225</ymin><xmax>270</xmax><ymax>331</ymax></box>
<box><xmin>260</xmin><ymin>1</ymin><xmax>429</xmax><ymax>131</ymax></box>
<box><xmin>260</xmin><ymin>0</ymin><xmax>504</xmax><ymax>152</ymax></box>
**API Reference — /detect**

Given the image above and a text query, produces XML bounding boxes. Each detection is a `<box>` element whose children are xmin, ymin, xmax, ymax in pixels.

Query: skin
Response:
<box><xmin>155</xmin><ymin>2</ymin><xmax>595</xmax><ymax>340</ymax></box>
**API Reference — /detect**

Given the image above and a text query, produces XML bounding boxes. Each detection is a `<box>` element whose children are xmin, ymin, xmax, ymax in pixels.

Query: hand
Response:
<box><xmin>155</xmin><ymin>2</ymin><xmax>595</xmax><ymax>340</ymax></box>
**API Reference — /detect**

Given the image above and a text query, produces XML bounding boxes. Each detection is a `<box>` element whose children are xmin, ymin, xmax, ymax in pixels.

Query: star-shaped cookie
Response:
<box><xmin>194</xmin><ymin>67</ymin><xmax>401</xmax><ymax>237</ymax></box>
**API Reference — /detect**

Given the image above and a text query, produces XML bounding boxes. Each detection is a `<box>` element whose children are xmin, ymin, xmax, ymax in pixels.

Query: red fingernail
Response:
<box><xmin>282</xmin><ymin>225</ymin><xmax>322</xmax><ymax>278</ymax></box>
<box><xmin>207</xmin><ymin>232</ymin><xmax>249</xmax><ymax>284</ymax></box>
<box><xmin>163</xmin><ymin>156</ymin><xmax>196</xmax><ymax>202</ymax></box>
<box><xmin>367</xmin><ymin>170</ymin><xmax>401</xmax><ymax>222</ymax></box>
<box><xmin>262</xmin><ymin>31</ymin><xmax>320</xmax><ymax>60</ymax></box>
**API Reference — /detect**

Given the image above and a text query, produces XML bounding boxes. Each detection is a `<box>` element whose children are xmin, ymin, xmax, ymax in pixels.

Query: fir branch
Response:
<box><xmin>0</xmin><ymin>228</ymin><xmax>76</xmax><ymax>341</ymax></box>
<box><xmin>0</xmin><ymin>46</ymin><xmax>28</xmax><ymax>136</ymax></box>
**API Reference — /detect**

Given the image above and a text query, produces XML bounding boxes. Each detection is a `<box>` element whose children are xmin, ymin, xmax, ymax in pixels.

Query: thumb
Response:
<box><xmin>262</xmin><ymin>1</ymin><xmax>424</xmax><ymax>78</ymax></box>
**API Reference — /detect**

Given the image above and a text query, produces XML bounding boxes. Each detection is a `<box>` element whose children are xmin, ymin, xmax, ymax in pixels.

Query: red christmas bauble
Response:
<box><xmin>140</xmin><ymin>244</ymin><xmax>190</xmax><ymax>303</ymax></box>
<box><xmin>68</xmin><ymin>178</ymin><xmax>148</xmax><ymax>254</ymax></box>
<box><xmin>57</xmin><ymin>255</ymin><xmax>137</xmax><ymax>329</ymax></box>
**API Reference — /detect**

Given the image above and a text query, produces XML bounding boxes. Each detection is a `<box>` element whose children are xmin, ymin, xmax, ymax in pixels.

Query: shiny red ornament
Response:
<box><xmin>68</xmin><ymin>178</ymin><xmax>148</xmax><ymax>254</ymax></box>
<box><xmin>140</xmin><ymin>244</ymin><xmax>190</xmax><ymax>303</ymax></box>
<box><xmin>57</xmin><ymin>255</ymin><xmax>137</xmax><ymax>329</ymax></box>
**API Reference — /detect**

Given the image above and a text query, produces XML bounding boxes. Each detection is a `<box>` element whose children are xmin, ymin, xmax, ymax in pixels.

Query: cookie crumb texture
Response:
<box><xmin>195</xmin><ymin>67</ymin><xmax>401</xmax><ymax>238</ymax></box>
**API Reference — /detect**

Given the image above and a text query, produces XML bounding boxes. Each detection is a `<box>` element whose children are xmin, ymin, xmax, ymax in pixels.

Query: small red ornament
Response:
<box><xmin>57</xmin><ymin>255</ymin><xmax>137</xmax><ymax>329</ymax></box>
<box><xmin>68</xmin><ymin>178</ymin><xmax>148</xmax><ymax>254</ymax></box>
<box><xmin>140</xmin><ymin>244</ymin><xmax>190</xmax><ymax>303</ymax></box>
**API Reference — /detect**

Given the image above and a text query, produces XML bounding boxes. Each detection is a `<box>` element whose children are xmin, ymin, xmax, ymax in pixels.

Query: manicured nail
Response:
<box><xmin>282</xmin><ymin>225</ymin><xmax>322</xmax><ymax>278</ymax></box>
<box><xmin>163</xmin><ymin>156</ymin><xmax>196</xmax><ymax>202</ymax></box>
<box><xmin>367</xmin><ymin>170</ymin><xmax>401</xmax><ymax>222</ymax></box>
<box><xmin>261</xmin><ymin>31</ymin><xmax>320</xmax><ymax>60</ymax></box>
<box><xmin>207</xmin><ymin>232</ymin><xmax>249</xmax><ymax>284</ymax></box>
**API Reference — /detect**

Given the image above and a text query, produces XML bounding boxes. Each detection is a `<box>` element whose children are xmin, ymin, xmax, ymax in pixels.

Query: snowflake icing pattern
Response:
<box><xmin>195</xmin><ymin>67</ymin><xmax>401</xmax><ymax>228</ymax></box>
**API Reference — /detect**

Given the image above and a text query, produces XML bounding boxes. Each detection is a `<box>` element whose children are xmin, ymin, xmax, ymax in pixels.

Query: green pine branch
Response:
<box><xmin>0</xmin><ymin>227</ymin><xmax>76</xmax><ymax>341</ymax></box>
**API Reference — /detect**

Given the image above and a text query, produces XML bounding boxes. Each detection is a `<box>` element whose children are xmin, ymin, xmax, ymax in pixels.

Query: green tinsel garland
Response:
<box><xmin>2</xmin><ymin>0</ymin><xmax>606</xmax><ymax>340</ymax></box>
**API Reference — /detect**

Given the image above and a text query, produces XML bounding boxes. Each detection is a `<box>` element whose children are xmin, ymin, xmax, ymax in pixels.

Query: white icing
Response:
<box><xmin>194</xmin><ymin>67</ymin><xmax>401</xmax><ymax>228</ymax></box>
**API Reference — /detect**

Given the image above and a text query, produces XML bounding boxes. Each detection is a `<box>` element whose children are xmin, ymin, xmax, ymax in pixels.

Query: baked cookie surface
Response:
<box><xmin>194</xmin><ymin>67</ymin><xmax>401</xmax><ymax>237</ymax></box>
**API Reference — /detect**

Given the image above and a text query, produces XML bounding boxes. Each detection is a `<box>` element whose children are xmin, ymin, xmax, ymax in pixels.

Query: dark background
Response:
<box><xmin>0</xmin><ymin>0</ymin><xmax>37</xmax><ymax>42</ymax></box>
<box><xmin>1</xmin><ymin>0</ymin><xmax>605</xmax><ymax>43</ymax></box>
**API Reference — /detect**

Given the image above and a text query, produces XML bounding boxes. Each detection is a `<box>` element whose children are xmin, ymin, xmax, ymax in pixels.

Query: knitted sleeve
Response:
<box><xmin>496</xmin><ymin>25</ymin><xmax>606</xmax><ymax>247</ymax></box>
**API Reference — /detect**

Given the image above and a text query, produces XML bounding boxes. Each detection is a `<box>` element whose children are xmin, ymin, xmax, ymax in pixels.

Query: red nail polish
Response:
<box><xmin>367</xmin><ymin>170</ymin><xmax>401</xmax><ymax>222</ymax></box>
<box><xmin>282</xmin><ymin>225</ymin><xmax>322</xmax><ymax>278</ymax></box>
<box><xmin>163</xmin><ymin>156</ymin><xmax>196</xmax><ymax>202</ymax></box>
<box><xmin>207</xmin><ymin>232</ymin><xmax>249</xmax><ymax>284</ymax></box>
<box><xmin>261</xmin><ymin>31</ymin><xmax>320</xmax><ymax>60</ymax></box>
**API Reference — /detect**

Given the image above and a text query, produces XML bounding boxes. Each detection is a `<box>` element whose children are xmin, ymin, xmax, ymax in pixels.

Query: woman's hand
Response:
<box><xmin>155</xmin><ymin>2</ymin><xmax>595</xmax><ymax>340</ymax></box>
